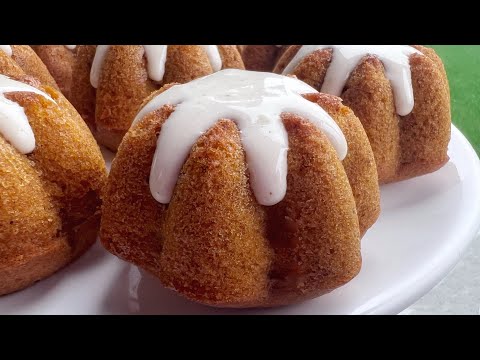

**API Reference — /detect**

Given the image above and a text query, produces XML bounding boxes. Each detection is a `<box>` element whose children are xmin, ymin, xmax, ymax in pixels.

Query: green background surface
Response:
<box><xmin>431</xmin><ymin>45</ymin><xmax>480</xmax><ymax>153</ymax></box>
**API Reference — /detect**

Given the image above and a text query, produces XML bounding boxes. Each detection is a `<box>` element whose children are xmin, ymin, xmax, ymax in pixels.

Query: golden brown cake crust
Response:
<box><xmin>10</xmin><ymin>46</ymin><xmax>59</xmax><ymax>90</ymax></box>
<box><xmin>304</xmin><ymin>93</ymin><xmax>380</xmax><ymax>236</ymax></box>
<box><xmin>238</xmin><ymin>45</ymin><xmax>288</xmax><ymax>72</ymax></box>
<box><xmin>95</xmin><ymin>46</ymin><xmax>156</xmax><ymax>150</ymax></box>
<box><xmin>100</xmin><ymin>86</ymin><xmax>379</xmax><ymax>307</ymax></box>
<box><xmin>36</xmin><ymin>45</ymin><xmax>245</xmax><ymax>152</ymax></box>
<box><xmin>0</xmin><ymin>63</ymin><xmax>107</xmax><ymax>295</ymax></box>
<box><xmin>70</xmin><ymin>45</ymin><xmax>97</xmax><ymax>131</ymax></box>
<box><xmin>218</xmin><ymin>45</ymin><xmax>246</xmax><ymax>70</ymax></box>
<box><xmin>31</xmin><ymin>45</ymin><xmax>75</xmax><ymax>99</ymax></box>
<box><xmin>0</xmin><ymin>51</ymin><xmax>25</xmax><ymax>78</ymax></box>
<box><xmin>274</xmin><ymin>45</ymin><xmax>451</xmax><ymax>183</ymax></box>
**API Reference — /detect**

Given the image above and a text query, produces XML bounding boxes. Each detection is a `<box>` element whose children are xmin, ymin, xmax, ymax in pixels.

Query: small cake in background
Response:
<box><xmin>32</xmin><ymin>45</ymin><xmax>245</xmax><ymax>151</ymax></box>
<box><xmin>100</xmin><ymin>69</ymin><xmax>380</xmax><ymax>308</ymax></box>
<box><xmin>238</xmin><ymin>45</ymin><xmax>288</xmax><ymax>71</ymax></box>
<box><xmin>275</xmin><ymin>45</ymin><xmax>451</xmax><ymax>183</ymax></box>
<box><xmin>0</xmin><ymin>51</ymin><xmax>107</xmax><ymax>296</ymax></box>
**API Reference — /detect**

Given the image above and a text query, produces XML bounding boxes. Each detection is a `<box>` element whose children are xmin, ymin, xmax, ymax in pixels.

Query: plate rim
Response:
<box><xmin>362</xmin><ymin>125</ymin><xmax>480</xmax><ymax>315</ymax></box>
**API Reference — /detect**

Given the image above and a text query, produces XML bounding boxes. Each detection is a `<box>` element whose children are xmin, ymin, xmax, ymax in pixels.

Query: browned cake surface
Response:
<box><xmin>10</xmin><ymin>45</ymin><xmax>59</xmax><ymax>90</ymax></box>
<box><xmin>70</xmin><ymin>45</ymin><xmax>97</xmax><ymax>131</ymax></box>
<box><xmin>238</xmin><ymin>45</ymin><xmax>288</xmax><ymax>72</ymax></box>
<box><xmin>304</xmin><ymin>93</ymin><xmax>380</xmax><ymax>236</ymax></box>
<box><xmin>101</xmin><ymin>87</ymin><xmax>379</xmax><ymax>307</ymax></box>
<box><xmin>95</xmin><ymin>45</ymin><xmax>157</xmax><ymax>150</ymax></box>
<box><xmin>0</xmin><ymin>51</ymin><xmax>25</xmax><ymax>78</ymax></box>
<box><xmin>274</xmin><ymin>45</ymin><xmax>451</xmax><ymax>183</ymax></box>
<box><xmin>36</xmin><ymin>45</ymin><xmax>245</xmax><ymax>151</ymax></box>
<box><xmin>31</xmin><ymin>45</ymin><xmax>75</xmax><ymax>99</ymax></box>
<box><xmin>0</xmin><ymin>62</ymin><xmax>107</xmax><ymax>295</ymax></box>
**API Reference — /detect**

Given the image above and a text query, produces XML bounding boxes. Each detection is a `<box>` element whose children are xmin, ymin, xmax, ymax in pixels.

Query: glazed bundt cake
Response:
<box><xmin>33</xmin><ymin>45</ymin><xmax>245</xmax><ymax>151</ymax></box>
<box><xmin>0</xmin><ymin>52</ymin><xmax>107</xmax><ymax>295</ymax></box>
<box><xmin>1</xmin><ymin>45</ymin><xmax>59</xmax><ymax>90</ymax></box>
<box><xmin>100</xmin><ymin>69</ymin><xmax>380</xmax><ymax>307</ymax></box>
<box><xmin>238</xmin><ymin>45</ymin><xmax>288</xmax><ymax>72</ymax></box>
<box><xmin>274</xmin><ymin>45</ymin><xmax>451</xmax><ymax>183</ymax></box>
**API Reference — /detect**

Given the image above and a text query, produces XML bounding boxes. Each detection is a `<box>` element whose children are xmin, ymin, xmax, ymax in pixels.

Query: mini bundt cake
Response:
<box><xmin>1</xmin><ymin>45</ymin><xmax>59</xmax><ymax>90</ymax></box>
<box><xmin>238</xmin><ymin>45</ymin><xmax>288</xmax><ymax>71</ymax></box>
<box><xmin>32</xmin><ymin>45</ymin><xmax>245</xmax><ymax>151</ymax></box>
<box><xmin>274</xmin><ymin>45</ymin><xmax>451</xmax><ymax>183</ymax></box>
<box><xmin>100</xmin><ymin>69</ymin><xmax>380</xmax><ymax>308</ymax></box>
<box><xmin>0</xmin><ymin>52</ymin><xmax>107</xmax><ymax>296</ymax></box>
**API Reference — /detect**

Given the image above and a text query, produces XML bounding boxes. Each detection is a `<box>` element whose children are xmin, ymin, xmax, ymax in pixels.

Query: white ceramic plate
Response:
<box><xmin>1</xmin><ymin>125</ymin><xmax>479</xmax><ymax>315</ymax></box>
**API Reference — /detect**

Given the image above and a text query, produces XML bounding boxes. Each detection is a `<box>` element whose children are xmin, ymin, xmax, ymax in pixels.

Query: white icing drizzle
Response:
<box><xmin>65</xmin><ymin>45</ymin><xmax>77</xmax><ymax>50</ymax></box>
<box><xmin>90</xmin><ymin>45</ymin><xmax>110</xmax><ymax>88</ymax></box>
<box><xmin>0</xmin><ymin>75</ymin><xmax>54</xmax><ymax>154</ymax></box>
<box><xmin>143</xmin><ymin>45</ymin><xmax>168</xmax><ymax>82</ymax></box>
<box><xmin>199</xmin><ymin>45</ymin><xmax>222</xmax><ymax>72</ymax></box>
<box><xmin>282</xmin><ymin>45</ymin><xmax>422</xmax><ymax>116</ymax></box>
<box><xmin>90</xmin><ymin>45</ymin><xmax>223</xmax><ymax>89</ymax></box>
<box><xmin>132</xmin><ymin>69</ymin><xmax>347</xmax><ymax>206</ymax></box>
<box><xmin>0</xmin><ymin>45</ymin><xmax>12</xmax><ymax>56</ymax></box>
